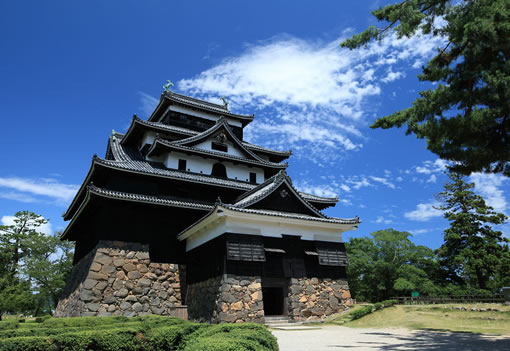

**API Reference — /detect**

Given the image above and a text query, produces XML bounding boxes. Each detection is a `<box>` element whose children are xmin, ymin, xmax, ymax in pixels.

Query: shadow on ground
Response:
<box><xmin>361</xmin><ymin>329</ymin><xmax>510</xmax><ymax>351</ymax></box>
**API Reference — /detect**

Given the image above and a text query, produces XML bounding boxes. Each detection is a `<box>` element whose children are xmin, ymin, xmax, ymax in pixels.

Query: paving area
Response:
<box><xmin>271</xmin><ymin>325</ymin><xmax>510</xmax><ymax>351</ymax></box>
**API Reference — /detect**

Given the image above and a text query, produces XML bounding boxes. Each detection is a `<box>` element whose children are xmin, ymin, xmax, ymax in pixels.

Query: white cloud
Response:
<box><xmin>470</xmin><ymin>173</ymin><xmax>508</xmax><ymax>213</ymax></box>
<box><xmin>0</xmin><ymin>192</ymin><xmax>38</xmax><ymax>203</ymax></box>
<box><xmin>138</xmin><ymin>92</ymin><xmax>159</xmax><ymax>118</ymax></box>
<box><xmin>339</xmin><ymin>184</ymin><xmax>351</xmax><ymax>192</ymax></box>
<box><xmin>294</xmin><ymin>181</ymin><xmax>338</xmax><ymax>198</ymax></box>
<box><xmin>0</xmin><ymin>177</ymin><xmax>78</xmax><ymax>204</ymax></box>
<box><xmin>178</xmin><ymin>31</ymin><xmax>444</xmax><ymax>161</ymax></box>
<box><xmin>347</xmin><ymin>177</ymin><xmax>372</xmax><ymax>190</ymax></box>
<box><xmin>415</xmin><ymin>159</ymin><xmax>448</xmax><ymax>174</ymax></box>
<box><xmin>369</xmin><ymin>176</ymin><xmax>396</xmax><ymax>189</ymax></box>
<box><xmin>381</xmin><ymin>68</ymin><xmax>405</xmax><ymax>83</ymax></box>
<box><xmin>404</xmin><ymin>201</ymin><xmax>443</xmax><ymax>222</ymax></box>
<box><xmin>375</xmin><ymin>216</ymin><xmax>393</xmax><ymax>224</ymax></box>
<box><xmin>1</xmin><ymin>215</ymin><xmax>53</xmax><ymax>235</ymax></box>
<box><xmin>408</xmin><ymin>228</ymin><xmax>429</xmax><ymax>235</ymax></box>
<box><xmin>427</xmin><ymin>174</ymin><xmax>437</xmax><ymax>183</ymax></box>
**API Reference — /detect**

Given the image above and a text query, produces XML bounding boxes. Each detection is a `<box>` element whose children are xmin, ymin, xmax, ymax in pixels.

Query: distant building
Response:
<box><xmin>56</xmin><ymin>90</ymin><xmax>360</xmax><ymax>322</ymax></box>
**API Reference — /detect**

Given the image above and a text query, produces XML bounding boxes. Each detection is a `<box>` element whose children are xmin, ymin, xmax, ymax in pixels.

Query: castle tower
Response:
<box><xmin>56</xmin><ymin>90</ymin><xmax>360</xmax><ymax>322</ymax></box>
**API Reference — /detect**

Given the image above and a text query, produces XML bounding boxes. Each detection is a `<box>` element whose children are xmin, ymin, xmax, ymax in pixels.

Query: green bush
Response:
<box><xmin>349</xmin><ymin>305</ymin><xmax>374</xmax><ymax>320</ymax></box>
<box><xmin>0</xmin><ymin>320</ymin><xmax>18</xmax><ymax>330</ymax></box>
<box><xmin>382</xmin><ymin>299</ymin><xmax>397</xmax><ymax>307</ymax></box>
<box><xmin>182</xmin><ymin>323</ymin><xmax>278</xmax><ymax>351</ymax></box>
<box><xmin>0</xmin><ymin>316</ymin><xmax>277</xmax><ymax>351</ymax></box>
<box><xmin>374</xmin><ymin>302</ymin><xmax>383</xmax><ymax>310</ymax></box>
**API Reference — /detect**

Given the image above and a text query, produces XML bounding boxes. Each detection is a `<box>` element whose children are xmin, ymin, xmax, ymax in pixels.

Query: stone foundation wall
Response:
<box><xmin>288</xmin><ymin>277</ymin><xmax>351</xmax><ymax>321</ymax></box>
<box><xmin>186</xmin><ymin>274</ymin><xmax>264</xmax><ymax>323</ymax></box>
<box><xmin>55</xmin><ymin>240</ymin><xmax>185</xmax><ymax>318</ymax></box>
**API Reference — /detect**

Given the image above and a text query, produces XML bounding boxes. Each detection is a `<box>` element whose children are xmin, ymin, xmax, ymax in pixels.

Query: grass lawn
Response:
<box><xmin>343</xmin><ymin>303</ymin><xmax>510</xmax><ymax>335</ymax></box>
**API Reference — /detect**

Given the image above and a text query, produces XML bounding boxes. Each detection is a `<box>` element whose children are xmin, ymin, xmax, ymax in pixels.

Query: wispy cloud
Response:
<box><xmin>138</xmin><ymin>92</ymin><xmax>159</xmax><ymax>118</ymax></box>
<box><xmin>177</xmin><ymin>31</ymin><xmax>444</xmax><ymax>161</ymax></box>
<box><xmin>375</xmin><ymin>216</ymin><xmax>393</xmax><ymax>224</ymax></box>
<box><xmin>415</xmin><ymin>159</ymin><xmax>448</xmax><ymax>174</ymax></box>
<box><xmin>294</xmin><ymin>181</ymin><xmax>338</xmax><ymax>198</ymax></box>
<box><xmin>0</xmin><ymin>177</ymin><xmax>79</xmax><ymax>205</ymax></box>
<box><xmin>470</xmin><ymin>173</ymin><xmax>508</xmax><ymax>213</ymax></box>
<box><xmin>404</xmin><ymin>201</ymin><xmax>443</xmax><ymax>222</ymax></box>
<box><xmin>369</xmin><ymin>176</ymin><xmax>396</xmax><ymax>189</ymax></box>
<box><xmin>1</xmin><ymin>215</ymin><xmax>53</xmax><ymax>235</ymax></box>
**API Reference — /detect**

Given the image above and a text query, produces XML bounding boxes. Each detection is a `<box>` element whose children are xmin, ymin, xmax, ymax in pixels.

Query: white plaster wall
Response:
<box><xmin>195</xmin><ymin>139</ymin><xmax>245</xmax><ymax>158</ymax></box>
<box><xmin>184</xmin><ymin>214</ymin><xmax>350</xmax><ymax>251</ymax></box>
<box><xmin>140</xmin><ymin>131</ymin><xmax>157</xmax><ymax>149</ymax></box>
<box><xmin>168</xmin><ymin>105</ymin><xmax>242</xmax><ymax>128</ymax></box>
<box><xmin>164</xmin><ymin>151</ymin><xmax>264</xmax><ymax>183</ymax></box>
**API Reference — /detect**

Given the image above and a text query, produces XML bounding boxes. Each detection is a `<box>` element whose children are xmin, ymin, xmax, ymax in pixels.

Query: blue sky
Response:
<box><xmin>1</xmin><ymin>1</ymin><xmax>508</xmax><ymax>248</ymax></box>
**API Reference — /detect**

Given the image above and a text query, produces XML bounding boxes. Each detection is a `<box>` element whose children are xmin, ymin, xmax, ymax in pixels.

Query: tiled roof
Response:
<box><xmin>127</xmin><ymin>116</ymin><xmax>291</xmax><ymax>156</ymax></box>
<box><xmin>222</xmin><ymin>205</ymin><xmax>360</xmax><ymax>225</ymax></box>
<box><xmin>109</xmin><ymin>137</ymin><xmax>333</xmax><ymax>203</ymax></box>
<box><xmin>233</xmin><ymin>170</ymin><xmax>328</xmax><ymax>219</ymax></box>
<box><xmin>148</xmin><ymin>138</ymin><xmax>288</xmax><ymax>169</ymax></box>
<box><xmin>163</xmin><ymin>92</ymin><xmax>254</xmax><ymax>121</ymax></box>
<box><xmin>88</xmin><ymin>185</ymin><xmax>215</xmax><ymax>210</ymax></box>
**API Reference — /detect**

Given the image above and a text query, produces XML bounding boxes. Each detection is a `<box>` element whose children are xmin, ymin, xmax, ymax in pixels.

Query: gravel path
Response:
<box><xmin>271</xmin><ymin>325</ymin><xmax>510</xmax><ymax>351</ymax></box>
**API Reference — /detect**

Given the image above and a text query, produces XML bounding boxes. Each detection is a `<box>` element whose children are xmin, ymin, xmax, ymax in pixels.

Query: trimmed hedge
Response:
<box><xmin>349</xmin><ymin>306</ymin><xmax>374</xmax><ymax>320</ymax></box>
<box><xmin>0</xmin><ymin>316</ymin><xmax>278</xmax><ymax>351</ymax></box>
<box><xmin>0</xmin><ymin>320</ymin><xmax>18</xmax><ymax>331</ymax></box>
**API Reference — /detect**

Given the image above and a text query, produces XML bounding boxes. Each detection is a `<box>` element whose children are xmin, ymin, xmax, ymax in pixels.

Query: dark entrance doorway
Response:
<box><xmin>262</xmin><ymin>278</ymin><xmax>288</xmax><ymax>316</ymax></box>
<box><xmin>262</xmin><ymin>287</ymin><xmax>284</xmax><ymax>315</ymax></box>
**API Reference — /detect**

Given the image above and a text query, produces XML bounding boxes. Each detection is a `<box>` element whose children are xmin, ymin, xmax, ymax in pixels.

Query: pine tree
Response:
<box><xmin>436</xmin><ymin>172</ymin><xmax>509</xmax><ymax>291</ymax></box>
<box><xmin>341</xmin><ymin>0</ymin><xmax>510</xmax><ymax>176</ymax></box>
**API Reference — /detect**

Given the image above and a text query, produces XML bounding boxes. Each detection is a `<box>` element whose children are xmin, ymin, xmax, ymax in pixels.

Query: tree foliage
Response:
<box><xmin>436</xmin><ymin>172</ymin><xmax>509</xmax><ymax>290</ymax></box>
<box><xmin>342</xmin><ymin>0</ymin><xmax>510</xmax><ymax>176</ymax></box>
<box><xmin>0</xmin><ymin>211</ymin><xmax>74</xmax><ymax>318</ymax></box>
<box><xmin>346</xmin><ymin>229</ymin><xmax>439</xmax><ymax>302</ymax></box>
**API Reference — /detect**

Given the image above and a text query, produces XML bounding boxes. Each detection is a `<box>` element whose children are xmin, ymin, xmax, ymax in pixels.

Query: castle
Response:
<box><xmin>55</xmin><ymin>89</ymin><xmax>360</xmax><ymax>322</ymax></box>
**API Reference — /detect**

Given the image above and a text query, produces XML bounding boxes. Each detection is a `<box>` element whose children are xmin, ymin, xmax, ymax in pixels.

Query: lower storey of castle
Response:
<box><xmin>55</xmin><ymin>240</ymin><xmax>351</xmax><ymax>323</ymax></box>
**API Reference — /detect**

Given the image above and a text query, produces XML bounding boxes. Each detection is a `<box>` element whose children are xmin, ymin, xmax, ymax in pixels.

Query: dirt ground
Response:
<box><xmin>271</xmin><ymin>325</ymin><xmax>510</xmax><ymax>351</ymax></box>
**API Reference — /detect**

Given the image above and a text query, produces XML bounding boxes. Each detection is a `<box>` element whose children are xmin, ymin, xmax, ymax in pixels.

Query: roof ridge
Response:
<box><xmin>163</xmin><ymin>91</ymin><xmax>254</xmax><ymax>120</ymax></box>
<box><xmin>232</xmin><ymin>170</ymin><xmax>328</xmax><ymax>219</ymax></box>
<box><xmin>149</xmin><ymin>131</ymin><xmax>288</xmax><ymax>168</ymax></box>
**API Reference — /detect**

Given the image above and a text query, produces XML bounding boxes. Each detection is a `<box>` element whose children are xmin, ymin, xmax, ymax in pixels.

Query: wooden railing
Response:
<box><xmin>391</xmin><ymin>295</ymin><xmax>505</xmax><ymax>304</ymax></box>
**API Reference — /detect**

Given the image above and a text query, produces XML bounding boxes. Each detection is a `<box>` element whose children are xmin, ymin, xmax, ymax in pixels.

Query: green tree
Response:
<box><xmin>341</xmin><ymin>0</ymin><xmax>510</xmax><ymax>176</ymax></box>
<box><xmin>436</xmin><ymin>172</ymin><xmax>509</xmax><ymax>291</ymax></box>
<box><xmin>347</xmin><ymin>229</ymin><xmax>439</xmax><ymax>301</ymax></box>
<box><xmin>0</xmin><ymin>211</ymin><xmax>74</xmax><ymax>317</ymax></box>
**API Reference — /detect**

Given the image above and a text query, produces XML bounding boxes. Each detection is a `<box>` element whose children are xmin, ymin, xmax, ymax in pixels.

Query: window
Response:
<box><xmin>178</xmin><ymin>159</ymin><xmax>187</xmax><ymax>171</ymax></box>
<box><xmin>211</xmin><ymin>142</ymin><xmax>228</xmax><ymax>152</ymax></box>
<box><xmin>249</xmin><ymin>172</ymin><xmax>257</xmax><ymax>183</ymax></box>
<box><xmin>315</xmin><ymin>244</ymin><xmax>349</xmax><ymax>266</ymax></box>
<box><xmin>226</xmin><ymin>237</ymin><xmax>266</xmax><ymax>262</ymax></box>
<box><xmin>211</xmin><ymin>163</ymin><xmax>227</xmax><ymax>177</ymax></box>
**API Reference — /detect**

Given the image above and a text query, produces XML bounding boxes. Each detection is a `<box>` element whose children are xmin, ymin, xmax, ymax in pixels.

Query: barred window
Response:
<box><xmin>315</xmin><ymin>244</ymin><xmax>349</xmax><ymax>266</ymax></box>
<box><xmin>226</xmin><ymin>236</ymin><xmax>266</xmax><ymax>262</ymax></box>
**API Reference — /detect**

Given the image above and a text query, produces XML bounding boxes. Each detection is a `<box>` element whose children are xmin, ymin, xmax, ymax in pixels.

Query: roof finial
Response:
<box><xmin>215</xmin><ymin>196</ymin><xmax>223</xmax><ymax>206</ymax></box>
<box><xmin>163</xmin><ymin>80</ymin><xmax>174</xmax><ymax>93</ymax></box>
<box><xmin>220</xmin><ymin>96</ymin><xmax>229</xmax><ymax>111</ymax></box>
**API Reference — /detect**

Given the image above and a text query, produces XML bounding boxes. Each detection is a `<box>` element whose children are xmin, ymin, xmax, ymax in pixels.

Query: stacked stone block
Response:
<box><xmin>288</xmin><ymin>277</ymin><xmax>351</xmax><ymax>320</ymax></box>
<box><xmin>55</xmin><ymin>240</ymin><xmax>185</xmax><ymax>318</ymax></box>
<box><xmin>186</xmin><ymin>274</ymin><xmax>264</xmax><ymax>323</ymax></box>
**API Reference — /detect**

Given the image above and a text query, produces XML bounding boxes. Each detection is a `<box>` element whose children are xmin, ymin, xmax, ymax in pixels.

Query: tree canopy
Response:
<box><xmin>341</xmin><ymin>0</ymin><xmax>510</xmax><ymax>176</ymax></box>
<box><xmin>0</xmin><ymin>211</ymin><xmax>74</xmax><ymax>318</ymax></box>
<box><xmin>436</xmin><ymin>172</ymin><xmax>509</xmax><ymax>290</ymax></box>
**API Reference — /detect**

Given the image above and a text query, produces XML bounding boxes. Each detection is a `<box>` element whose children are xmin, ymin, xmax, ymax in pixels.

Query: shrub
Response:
<box><xmin>0</xmin><ymin>316</ymin><xmax>278</xmax><ymax>351</ymax></box>
<box><xmin>349</xmin><ymin>305</ymin><xmax>374</xmax><ymax>320</ymax></box>
<box><xmin>374</xmin><ymin>302</ymin><xmax>383</xmax><ymax>310</ymax></box>
<box><xmin>182</xmin><ymin>323</ymin><xmax>278</xmax><ymax>351</ymax></box>
<box><xmin>382</xmin><ymin>299</ymin><xmax>397</xmax><ymax>307</ymax></box>
<box><xmin>0</xmin><ymin>320</ymin><xmax>18</xmax><ymax>330</ymax></box>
